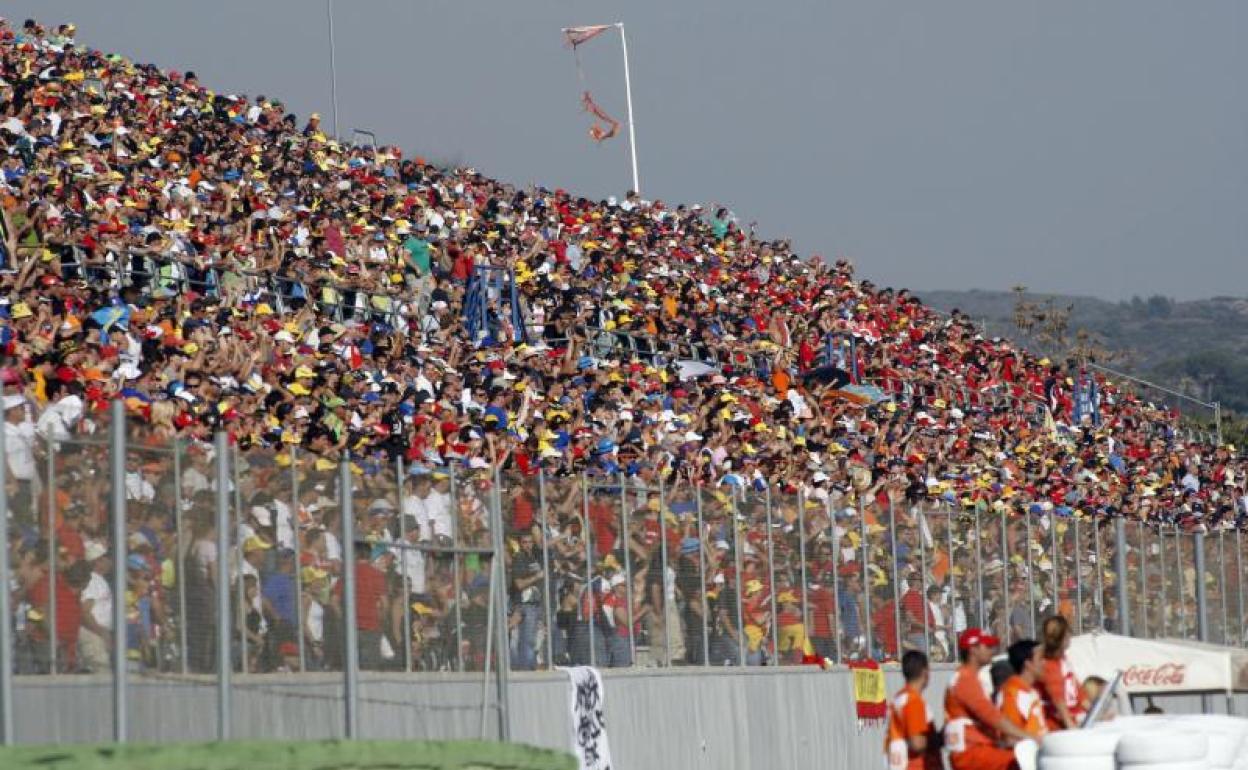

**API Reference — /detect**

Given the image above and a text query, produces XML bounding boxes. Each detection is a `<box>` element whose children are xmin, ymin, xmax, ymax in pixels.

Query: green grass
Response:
<box><xmin>0</xmin><ymin>739</ymin><xmax>577</xmax><ymax>770</ymax></box>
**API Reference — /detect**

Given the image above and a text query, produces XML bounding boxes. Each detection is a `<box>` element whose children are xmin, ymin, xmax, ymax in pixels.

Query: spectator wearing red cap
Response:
<box><xmin>943</xmin><ymin>627</ymin><xmax>1030</xmax><ymax>770</ymax></box>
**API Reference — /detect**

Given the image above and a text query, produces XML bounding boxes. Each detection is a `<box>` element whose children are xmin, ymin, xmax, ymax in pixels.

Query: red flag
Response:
<box><xmin>580</xmin><ymin>91</ymin><xmax>619</xmax><ymax>142</ymax></box>
<box><xmin>562</xmin><ymin>24</ymin><xmax>612</xmax><ymax>49</ymax></box>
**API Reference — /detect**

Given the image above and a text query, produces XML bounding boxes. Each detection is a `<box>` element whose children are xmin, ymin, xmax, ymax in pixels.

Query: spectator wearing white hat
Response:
<box><xmin>77</xmin><ymin>540</ymin><xmax>113</xmax><ymax>672</ymax></box>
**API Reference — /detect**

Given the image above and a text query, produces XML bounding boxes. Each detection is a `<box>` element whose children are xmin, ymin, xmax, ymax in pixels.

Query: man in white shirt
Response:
<box><xmin>4</xmin><ymin>394</ymin><xmax>37</xmax><ymax>525</ymax></box>
<box><xmin>36</xmin><ymin>386</ymin><xmax>83</xmax><ymax>442</ymax></box>
<box><xmin>78</xmin><ymin>541</ymin><xmax>113</xmax><ymax>672</ymax></box>
<box><xmin>426</xmin><ymin>471</ymin><xmax>455</xmax><ymax>543</ymax></box>
<box><xmin>397</xmin><ymin>473</ymin><xmax>435</xmax><ymax>594</ymax></box>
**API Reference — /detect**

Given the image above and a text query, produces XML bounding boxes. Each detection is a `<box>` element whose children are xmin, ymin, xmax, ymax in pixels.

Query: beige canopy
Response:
<box><xmin>1067</xmin><ymin>632</ymin><xmax>1248</xmax><ymax>694</ymax></box>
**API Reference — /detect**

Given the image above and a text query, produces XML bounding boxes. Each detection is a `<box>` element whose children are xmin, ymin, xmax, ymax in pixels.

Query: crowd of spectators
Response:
<box><xmin>2</xmin><ymin>17</ymin><xmax>1247</xmax><ymax>676</ymax></box>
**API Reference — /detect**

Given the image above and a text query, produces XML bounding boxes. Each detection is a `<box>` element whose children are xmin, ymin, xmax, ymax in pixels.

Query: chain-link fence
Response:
<box><xmin>2</xmin><ymin>407</ymin><xmax>1246</xmax><ymax>743</ymax></box>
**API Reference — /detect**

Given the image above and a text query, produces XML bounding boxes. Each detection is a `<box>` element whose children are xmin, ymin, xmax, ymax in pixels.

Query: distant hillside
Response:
<box><xmin>918</xmin><ymin>289</ymin><xmax>1248</xmax><ymax>415</ymax></box>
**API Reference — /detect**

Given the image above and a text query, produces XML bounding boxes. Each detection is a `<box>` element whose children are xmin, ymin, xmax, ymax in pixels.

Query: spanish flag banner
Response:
<box><xmin>846</xmin><ymin>658</ymin><xmax>888</xmax><ymax>729</ymax></box>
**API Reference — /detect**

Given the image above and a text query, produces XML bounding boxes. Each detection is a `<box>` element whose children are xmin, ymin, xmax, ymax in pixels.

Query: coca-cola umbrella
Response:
<box><xmin>1067</xmin><ymin>631</ymin><xmax>1248</xmax><ymax>695</ymax></box>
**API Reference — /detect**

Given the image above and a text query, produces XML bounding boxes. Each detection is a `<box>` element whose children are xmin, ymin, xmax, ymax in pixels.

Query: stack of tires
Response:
<box><xmin>1039</xmin><ymin>714</ymin><xmax>1248</xmax><ymax>770</ymax></box>
<box><xmin>1038</xmin><ymin>729</ymin><xmax>1119</xmax><ymax>770</ymax></box>
<box><xmin>1167</xmin><ymin>716</ymin><xmax>1248</xmax><ymax>770</ymax></box>
<box><xmin>1114</xmin><ymin>730</ymin><xmax>1210</xmax><ymax>770</ymax></box>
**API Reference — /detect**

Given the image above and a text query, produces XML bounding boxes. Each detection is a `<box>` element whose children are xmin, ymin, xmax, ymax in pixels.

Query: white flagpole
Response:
<box><xmin>615</xmin><ymin>22</ymin><xmax>641</xmax><ymax>196</ymax></box>
<box><xmin>327</xmin><ymin>0</ymin><xmax>340</xmax><ymax>138</ymax></box>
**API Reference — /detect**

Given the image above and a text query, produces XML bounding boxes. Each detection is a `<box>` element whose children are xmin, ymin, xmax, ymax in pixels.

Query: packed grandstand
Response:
<box><xmin>1</xmin><ymin>16</ymin><xmax>1246</xmax><ymax>679</ymax></box>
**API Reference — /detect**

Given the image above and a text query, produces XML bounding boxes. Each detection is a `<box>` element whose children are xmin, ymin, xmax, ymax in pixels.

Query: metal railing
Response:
<box><xmin>1</xmin><ymin>405</ymin><xmax>1242</xmax><ymax>744</ymax></box>
<box><xmin>33</xmin><ymin>241</ymin><xmax>431</xmax><ymax>330</ymax></box>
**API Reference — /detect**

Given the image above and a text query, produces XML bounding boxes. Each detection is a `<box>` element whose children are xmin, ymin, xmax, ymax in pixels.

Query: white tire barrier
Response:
<box><xmin>1169</xmin><ymin>717</ymin><xmax>1248</xmax><ymax>768</ymax></box>
<box><xmin>1039</xmin><ymin>729</ymin><xmax>1121</xmax><ymax>757</ymax></box>
<box><xmin>1036</xmin><ymin>756</ymin><xmax>1115</xmax><ymax>770</ymax></box>
<box><xmin>1115</xmin><ymin>730</ymin><xmax>1209</xmax><ymax>764</ymax></box>
<box><xmin>1196</xmin><ymin>730</ymin><xmax>1240</xmax><ymax>768</ymax></box>
<box><xmin>1117</xmin><ymin>763</ymin><xmax>1210</xmax><ymax>770</ymax></box>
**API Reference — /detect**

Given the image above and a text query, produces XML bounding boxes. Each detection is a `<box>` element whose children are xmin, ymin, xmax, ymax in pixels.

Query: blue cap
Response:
<box><xmin>127</xmin><ymin>554</ymin><xmax>149</xmax><ymax>572</ymax></box>
<box><xmin>680</xmin><ymin>537</ymin><xmax>700</xmax><ymax>555</ymax></box>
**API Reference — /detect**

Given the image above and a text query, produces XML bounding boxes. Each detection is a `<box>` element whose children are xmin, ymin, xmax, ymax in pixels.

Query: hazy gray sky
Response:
<box><xmin>10</xmin><ymin>1</ymin><xmax>1246</xmax><ymax>299</ymax></box>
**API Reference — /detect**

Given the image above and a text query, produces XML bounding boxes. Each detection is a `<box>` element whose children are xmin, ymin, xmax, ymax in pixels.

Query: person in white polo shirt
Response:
<box><xmin>78</xmin><ymin>541</ymin><xmax>113</xmax><ymax>672</ymax></box>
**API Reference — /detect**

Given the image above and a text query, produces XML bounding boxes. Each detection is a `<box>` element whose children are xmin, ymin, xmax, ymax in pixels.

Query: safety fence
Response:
<box><xmin>0</xmin><ymin>402</ymin><xmax>1241</xmax><ymax>743</ymax></box>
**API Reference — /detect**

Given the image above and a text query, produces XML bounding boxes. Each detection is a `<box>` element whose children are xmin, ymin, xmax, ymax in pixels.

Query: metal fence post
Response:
<box><xmin>1158</xmin><ymin>524</ymin><xmax>1169</xmax><ymax>638</ymax></box>
<box><xmin>695</xmin><ymin>486</ymin><xmax>709</xmax><ymax>667</ymax></box>
<box><xmin>797</xmin><ymin>491</ymin><xmax>809</xmax><ymax>661</ymax></box>
<box><xmin>731</xmin><ymin>495</ymin><xmax>746</xmax><ymax>665</ymax></box>
<box><xmin>1050</xmin><ymin>512</ymin><xmax>1060</xmax><ymax>627</ymax></box>
<box><xmin>945</xmin><ymin>509</ymin><xmax>957</xmax><ymax>642</ymax></box>
<box><xmin>233</xmin><ymin>446</ymin><xmax>247</xmax><ymax>674</ymax></box>
<box><xmin>214</xmin><ymin>432</ymin><xmax>231</xmax><ymax>741</ymax></box>
<box><xmin>1000</xmin><ymin>509</ymin><xmax>1010</xmax><ymax>643</ymax></box>
<box><xmin>110</xmin><ymin>400</ymin><xmax>127</xmax><ymax>742</ymax></box>
<box><xmin>449</xmin><ymin>466</ymin><xmax>464</xmax><ymax>672</ymax></box>
<box><xmin>918</xmin><ymin>510</ymin><xmax>930</xmax><ymax>655</ymax></box>
<box><xmin>888</xmin><ymin>499</ymin><xmax>902</xmax><ymax>659</ymax></box>
<box><xmin>1175</xmin><ymin>524</ymin><xmax>1188</xmax><ymax>639</ymax></box>
<box><xmin>340</xmin><ymin>457</ymin><xmax>359</xmax><ymax>739</ymax></box>
<box><xmin>765</xmin><ymin>489</ymin><xmax>780</xmax><ymax>664</ymax></box>
<box><xmin>1219</xmin><ymin>532</ymin><xmax>1229</xmax><ymax>645</ymax></box>
<box><xmin>538</xmin><ymin>470</ymin><xmax>554</xmax><ymax>668</ymax></box>
<box><xmin>1233</xmin><ymin>526</ymin><xmax>1243</xmax><ymax>643</ymax></box>
<box><xmin>1024</xmin><ymin>512</ymin><xmax>1036</xmax><ymax>635</ymax></box>
<box><xmin>657</xmin><ymin>477</ymin><xmax>671</xmax><ymax>667</ymax></box>
<box><xmin>828</xmin><ymin>498</ymin><xmax>842</xmax><ymax>663</ymax></box>
<box><xmin>46</xmin><ymin>438</ymin><xmax>57</xmax><ymax>675</ymax></box>
<box><xmin>1195</xmin><ymin>530</ymin><xmax>1210</xmax><ymax>643</ymax></box>
<box><xmin>395</xmin><ymin>457</ymin><xmax>412</xmax><ymax>672</ymax></box>
<box><xmin>173</xmin><ymin>439</ymin><xmax>189</xmax><ymax>674</ymax></box>
<box><xmin>1137</xmin><ymin>522</ymin><xmax>1148</xmax><ymax>639</ymax></box>
<box><xmin>973</xmin><ymin>509</ymin><xmax>985</xmax><ymax>629</ymax></box>
<box><xmin>1114</xmin><ymin>517</ymin><xmax>1130</xmax><ymax>637</ymax></box>
<box><xmin>290</xmin><ymin>446</ymin><xmax>306</xmax><ymax>671</ymax></box>
<box><xmin>860</xmin><ymin>502</ymin><xmax>872</xmax><ymax>659</ymax></box>
<box><xmin>1094</xmin><ymin>520</ymin><xmax>1105</xmax><ymax>630</ymax></box>
<box><xmin>618</xmin><ymin>474</ymin><xmax>636</xmax><ymax>665</ymax></box>
<box><xmin>489</xmin><ymin>468</ymin><xmax>512</xmax><ymax>741</ymax></box>
<box><xmin>0</xmin><ymin>415</ymin><xmax>11</xmax><ymax>744</ymax></box>
<box><xmin>1073</xmin><ymin>517</ymin><xmax>1083</xmax><ymax>635</ymax></box>
<box><xmin>581</xmin><ymin>476</ymin><xmax>596</xmax><ymax>667</ymax></box>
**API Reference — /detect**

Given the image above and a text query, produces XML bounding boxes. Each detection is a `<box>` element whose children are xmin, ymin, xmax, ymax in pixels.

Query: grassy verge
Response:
<box><xmin>0</xmin><ymin>739</ymin><xmax>577</xmax><ymax>770</ymax></box>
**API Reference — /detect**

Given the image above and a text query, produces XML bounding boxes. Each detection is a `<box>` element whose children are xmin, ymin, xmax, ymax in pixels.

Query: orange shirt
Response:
<box><xmin>1038</xmin><ymin>656</ymin><xmax>1085</xmax><ymax>730</ymax></box>
<box><xmin>885</xmin><ymin>684</ymin><xmax>941</xmax><ymax>770</ymax></box>
<box><xmin>997</xmin><ymin>675</ymin><xmax>1046</xmax><ymax>739</ymax></box>
<box><xmin>943</xmin><ymin>664</ymin><xmax>1006</xmax><ymax>754</ymax></box>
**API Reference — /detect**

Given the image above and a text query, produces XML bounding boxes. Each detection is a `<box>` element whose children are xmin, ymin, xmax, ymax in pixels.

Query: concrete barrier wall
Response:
<box><xmin>14</xmin><ymin>666</ymin><xmax>952</xmax><ymax>770</ymax></box>
<box><xmin>14</xmin><ymin>666</ymin><xmax>1242</xmax><ymax>770</ymax></box>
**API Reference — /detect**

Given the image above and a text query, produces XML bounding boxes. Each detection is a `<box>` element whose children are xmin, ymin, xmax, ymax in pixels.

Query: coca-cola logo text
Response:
<box><xmin>1122</xmin><ymin>663</ymin><xmax>1186</xmax><ymax>687</ymax></box>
